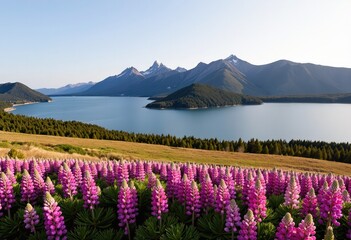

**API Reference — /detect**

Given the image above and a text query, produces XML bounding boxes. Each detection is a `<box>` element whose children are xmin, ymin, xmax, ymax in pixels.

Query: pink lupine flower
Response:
<box><xmin>347</xmin><ymin>209</ymin><xmax>351</xmax><ymax>239</ymax></box>
<box><xmin>275</xmin><ymin>212</ymin><xmax>297</xmax><ymax>240</ymax></box>
<box><xmin>72</xmin><ymin>161</ymin><xmax>82</xmax><ymax>187</ymax></box>
<box><xmin>225</xmin><ymin>199</ymin><xmax>241</xmax><ymax>239</ymax></box>
<box><xmin>21</xmin><ymin>169</ymin><xmax>36</xmax><ymax>203</ymax></box>
<box><xmin>186</xmin><ymin>181</ymin><xmax>201</xmax><ymax>226</ymax></box>
<box><xmin>167</xmin><ymin>163</ymin><xmax>181</xmax><ymax>199</ymax></box>
<box><xmin>319</xmin><ymin>180</ymin><xmax>343</xmax><ymax>227</ymax></box>
<box><xmin>248</xmin><ymin>178</ymin><xmax>267</xmax><ymax>222</ymax></box>
<box><xmin>33</xmin><ymin>169</ymin><xmax>45</xmax><ymax>198</ymax></box>
<box><xmin>24</xmin><ymin>203</ymin><xmax>39</xmax><ymax>233</ymax></box>
<box><xmin>300</xmin><ymin>173</ymin><xmax>313</xmax><ymax>198</ymax></box>
<box><xmin>61</xmin><ymin>163</ymin><xmax>77</xmax><ymax>200</ymax></box>
<box><xmin>302</xmin><ymin>188</ymin><xmax>318</xmax><ymax>218</ymax></box>
<box><xmin>117</xmin><ymin>180</ymin><xmax>138</xmax><ymax>236</ymax></box>
<box><xmin>147</xmin><ymin>173</ymin><xmax>157</xmax><ymax>189</ymax></box>
<box><xmin>0</xmin><ymin>172</ymin><xmax>15</xmax><ymax>216</ymax></box>
<box><xmin>284</xmin><ymin>175</ymin><xmax>300</xmax><ymax>209</ymax></box>
<box><xmin>223</xmin><ymin>167</ymin><xmax>236</xmax><ymax>199</ymax></box>
<box><xmin>43</xmin><ymin>192</ymin><xmax>67</xmax><ymax>240</ymax></box>
<box><xmin>136</xmin><ymin>161</ymin><xmax>145</xmax><ymax>181</ymax></box>
<box><xmin>297</xmin><ymin>214</ymin><xmax>316</xmax><ymax>240</ymax></box>
<box><xmin>215</xmin><ymin>179</ymin><xmax>231</xmax><ymax>215</ymax></box>
<box><xmin>238</xmin><ymin>209</ymin><xmax>257</xmax><ymax>240</ymax></box>
<box><xmin>200</xmin><ymin>174</ymin><xmax>215</xmax><ymax>213</ymax></box>
<box><xmin>117</xmin><ymin>161</ymin><xmax>129</xmax><ymax>186</ymax></box>
<box><xmin>242</xmin><ymin>171</ymin><xmax>255</xmax><ymax>206</ymax></box>
<box><xmin>177</xmin><ymin>174</ymin><xmax>191</xmax><ymax>204</ymax></box>
<box><xmin>44</xmin><ymin>176</ymin><xmax>55</xmax><ymax>195</ymax></box>
<box><xmin>342</xmin><ymin>189</ymin><xmax>351</xmax><ymax>203</ymax></box>
<box><xmin>151</xmin><ymin>179</ymin><xmax>168</xmax><ymax>222</ymax></box>
<box><xmin>81</xmin><ymin>171</ymin><xmax>99</xmax><ymax>210</ymax></box>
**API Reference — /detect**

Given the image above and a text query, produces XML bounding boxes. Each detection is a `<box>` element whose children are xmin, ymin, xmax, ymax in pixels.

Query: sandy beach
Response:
<box><xmin>3</xmin><ymin>102</ymin><xmax>39</xmax><ymax>113</ymax></box>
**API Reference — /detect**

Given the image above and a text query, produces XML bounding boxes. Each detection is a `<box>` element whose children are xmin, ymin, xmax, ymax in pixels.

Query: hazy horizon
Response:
<box><xmin>1</xmin><ymin>0</ymin><xmax>350</xmax><ymax>89</ymax></box>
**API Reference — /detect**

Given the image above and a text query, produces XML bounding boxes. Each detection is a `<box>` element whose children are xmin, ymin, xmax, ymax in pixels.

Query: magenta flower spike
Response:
<box><xmin>248</xmin><ymin>178</ymin><xmax>267</xmax><ymax>222</ymax></box>
<box><xmin>177</xmin><ymin>174</ymin><xmax>191</xmax><ymax>204</ymax></box>
<box><xmin>186</xmin><ymin>181</ymin><xmax>201</xmax><ymax>226</ymax></box>
<box><xmin>343</xmin><ymin>189</ymin><xmax>351</xmax><ymax>203</ymax></box>
<box><xmin>6</xmin><ymin>168</ymin><xmax>16</xmax><ymax>185</ymax></box>
<box><xmin>44</xmin><ymin>176</ymin><xmax>55</xmax><ymax>195</ymax></box>
<box><xmin>225</xmin><ymin>199</ymin><xmax>241</xmax><ymax>239</ymax></box>
<box><xmin>61</xmin><ymin>163</ymin><xmax>77</xmax><ymax>200</ymax></box>
<box><xmin>215</xmin><ymin>179</ymin><xmax>231</xmax><ymax>215</ymax></box>
<box><xmin>200</xmin><ymin>174</ymin><xmax>215</xmax><ymax>213</ymax></box>
<box><xmin>21</xmin><ymin>169</ymin><xmax>36</xmax><ymax>203</ymax></box>
<box><xmin>319</xmin><ymin>180</ymin><xmax>343</xmax><ymax>227</ymax></box>
<box><xmin>275</xmin><ymin>212</ymin><xmax>297</xmax><ymax>240</ymax></box>
<box><xmin>151</xmin><ymin>179</ymin><xmax>168</xmax><ymax>224</ymax></box>
<box><xmin>43</xmin><ymin>192</ymin><xmax>67</xmax><ymax>240</ymax></box>
<box><xmin>347</xmin><ymin>210</ymin><xmax>351</xmax><ymax>239</ymax></box>
<box><xmin>242</xmin><ymin>171</ymin><xmax>255</xmax><ymax>206</ymax></box>
<box><xmin>224</xmin><ymin>167</ymin><xmax>236</xmax><ymax>199</ymax></box>
<box><xmin>0</xmin><ymin>172</ymin><xmax>15</xmax><ymax>216</ymax></box>
<box><xmin>136</xmin><ymin>161</ymin><xmax>145</xmax><ymax>181</ymax></box>
<box><xmin>117</xmin><ymin>179</ymin><xmax>138</xmax><ymax>236</ymax></box>
<box><xmin>284</xmin><ymin>175</ymin><xmax>300</xmax><ymax>209</ymax></box>
<box><xmin>238</xmin><ymin>209</ymin><xmax>257</xmax><ymax>240</ymax></box>
<box><xmin>117</xmin><ymin>161</ymin><xmax>129</xmax><ymax>186</ymax></box>
<box><xmin>24</xmin><ymin>203</ymin><xmax>39</xmax><ymax>233</ymax></box>
<box><xmin>72</xmin><ymin>161</ymin><xmax>82</xmax><ymax>187</ymax></box>
<box><xmin>82</xmin><ymin>170</ymin><xmax>100</xmax><ymax>210</ymax></box>
<box><xmin>302</xmin><ymin>188</ymin><xmax>318</xmax><ymax>218</ymax></box>
<box><xmin>301</xmin><ymin>173</ymin><xmax>313</xmax><ymax>198</ymax></box>
<box><xmin>33</xmin><ymin>169</ymin><xmax>45</xmax><ymax>198</ymax></box>
<box><xmin>147</xmin><ymin>173</ymin><xmax>157</xmax><ymax>189</ymax></box>
<box><xmin>297</xmin><ymin>214</ymin><xmax>316</xmax><ymax>240</ymax></box>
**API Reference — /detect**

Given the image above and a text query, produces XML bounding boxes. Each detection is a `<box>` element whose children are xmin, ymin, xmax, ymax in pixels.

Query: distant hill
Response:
<box><xmin>77</xmin><ymin>55</ymin><xmax>351</xmax><ymax>98</ymax></box>
<box><xmin>146</xmin><ymin>83</ymin><xmax>262</xmax><ymax>109</ymax></box>
<box><xmin>262</xmin><ymin>93</ymin><xmax>351</xmax><ymax>103</ymax></box>
<box><xmin>0</xmin><ymin>82</ymin><xmax>51</xmax><ymax>103</ymax></box>
<box><xmin>36</xmin><ymin>81</ymin><xmax>95</xmax><ymax>95</ymax></box>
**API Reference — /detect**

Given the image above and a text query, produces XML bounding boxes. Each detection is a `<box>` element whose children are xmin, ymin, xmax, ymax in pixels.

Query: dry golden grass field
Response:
<box><xmin>0</xmin><ymin>130</ymin><xmax>350</xmax><ymax>176</ymax></box>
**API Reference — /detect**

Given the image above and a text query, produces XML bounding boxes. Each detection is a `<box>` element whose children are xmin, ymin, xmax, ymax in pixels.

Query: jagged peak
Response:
<box><xmin>175</xmin><ymin>67</ymin><xmax>187</xmax><ymax>73</ymax></box>
<box><xmin>225</xmin><ymin>54</ymin><xmax>240</xmax><ymax>65</ymax></box>
<box><xmin>141</xmin><ymin>60</ymin><xmax>171</xmax><ymax>76</ymax></box>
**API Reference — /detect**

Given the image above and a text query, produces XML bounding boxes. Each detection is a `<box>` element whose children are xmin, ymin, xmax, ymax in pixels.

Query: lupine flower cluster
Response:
<box><xmin>1</xmin><ymin>157</ymin><xmax>351</xmax><ymax>239</ymax></box>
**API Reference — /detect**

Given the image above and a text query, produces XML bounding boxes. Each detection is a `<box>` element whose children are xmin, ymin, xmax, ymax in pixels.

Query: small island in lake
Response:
<box><xmin>146</xmin><ymin>83</ymin><xmax>262</xmax><ymax>109</ymax></box>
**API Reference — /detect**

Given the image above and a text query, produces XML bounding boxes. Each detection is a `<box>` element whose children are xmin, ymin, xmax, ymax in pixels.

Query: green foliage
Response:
<box><xmin>100</xmin><ymin>185</ymin><xmax>119</xmax><ymax>208</ymax></box>
<box><xmin>27</xmin><ymin>231</ymin><xmax>46</xmax><ymax>240</ymax></box>
<box><xmin>0</xmin><ymin>212</ymin><xmax>26</xmax><ymax>239</ymax></box>
<box><xmin>257</xmin><ymin>222</ymin><xmax>276</xmax><ymax>240</ymax></box>
<box><xmin>160</xmin><ymin>223</ymin><xmax>200</xmax><ymax>240</ymax></box>
<box><xmin>196</xmin><ymin>211</ymin><xmax>229</xmax><ymax>240</ymax></box>
<box><xmin>95</xmin><ymin>229</ymin><xmax>124</xmax><ymax>240</ymax></box>
<box><xmin>67</xmin><ymin>226</ymin><xmax>98</xmax><ymax>240</ymax></box>
<box><xmin>267</xmin><ymin>194</ymin><xmax>285</xmax><ymax>210</ymax></box>
<box><xmin>75</xmin><ymin>208</ymin><xmax>116</xmax><ymax>230</ymax></box>
<box><xmin>54</xmin><ymin>144</ymin><xmax>87</xmax><ymax>155</ymax></box>
<box><xmin>7</xmin><ymin>148</ymin><xmax>25</xmax><ymax>159</ymax></box>
<box><xmin>60</xmin><ymin>198</ymin><xmax>84</xmax><ymax>230</ymax></box>
<box><xmin>134</xmin><ymin>215</ymin><xmax>179</xmax><ymax>240</ymax></box>
<box><xmin>134</xmin><ymin>180</ymin><xmax>152</xmax><ymax>222</ymax></box>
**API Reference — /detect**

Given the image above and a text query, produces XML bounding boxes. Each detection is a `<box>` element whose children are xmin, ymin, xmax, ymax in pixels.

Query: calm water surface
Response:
<box><xmin>11</xmin><ymin>96</ymin><xmax>351</xmax><ymax>142</ymax></box>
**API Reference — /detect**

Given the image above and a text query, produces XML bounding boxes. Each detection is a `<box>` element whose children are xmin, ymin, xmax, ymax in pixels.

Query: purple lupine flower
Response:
<box><xmin>300</xmin><ymin>173</ymin><xmax>313</xmax><ymax>198</ymax></box>
<box><xmin>223</xmin><ymin>167</ymin><xmax>236</xmax><ymax>199</ymax></box>
<box><xmin>224</xmin><ymin>199</ymin><xmax>241</xmax><ymax>239</ymax></box>
<box><xmin>21</xmin><ymin>169</ymin><xmax>36</xmax><ymax>203</ymax></box>
<box><xmin>184</xmin><ymin>162</ymin><xmax>195</xmax><ymax>181</ymax></box>
<box><xmin>151</xmin><ymin>179</ymin><xmax>168</xmax><ymax>222</ymax></box>
<box><xmin>275</xmin><ymin>212</ymin><xmax>297</xmax><ymax>240</ymax></box>
<box><xmin>82</xmin><ymin>171</ymin><xmax>99</xmax><ymax>210</ymax></box>
<box><xmin>186</xmin><ymin>181</ymin><xmax>201</xmax><ymax>226</ymax></box>
<box><xmin>106</xmin><ymin>164</ymin><xmax>115</xmax><ymax>185</ymax></box>
<box><xmin>235</xmin><ymin>168</ymin><xmax>244</xmax><ymax>191</ymax></box>
<box><xmin>117</xmin><ymin>179</ymin><xmax>138</xmax><ymax>236</ymax></box>
<box><xmin>0</xmin><ymin>172</ymin><xmax>15</xmax><ymax>216</ymax></box>
<box><xmin>238</xmin><ymin>209</ymin><xmax>257</xmax><ymax>240</ymax></box>
<box><xmin>343</xmin><ymin>189</ymin><xmax>351</xmax><ymax>203</ymax></box>
<box><xmin>302</xmin><ymin>188</ymin><xmax>318</xmax><ymax>218</ymax></box>
<box><xmin>284</xmin><ymin>175</ymin><xmax>300</xmax><ymax>209</ymax></box>
<box><xmin>248</xmin><ymin>178</ymin><xmax>267</xmax><ymax>222</ymax></box>
<box><xmin>297</xmin><ymin>214</ymin><xmax>316</xmax><ymax>240</ymax></box>
<box><xmin>6</xmin><ymin>168</ymin><xmax>16</xmax><ymax>185</ymax></box>
<box><xmin>275</xmin><ymin>171</ymin><xmax>286</xmax><ymax>195</ymax></box>
<box><xmin>200</xmin><ymin>174</ymin><xmax>215</xmax><ymax>213</ymax></box>
<box><xmin>242</xmin><ymin>171</ymin><xmax>255</xmax><ymax>206</ymax></box>
<box><xmin>159</xmin><ymin>163</ymin><xmax>168</xmax><ymax>181</ymax></box>
<box><xmin>324</xmin><ymin>226</ymin><xmax>335</xmax><ymax>240</ymax></box>
<box><xmin>117</xmin><ymin>161</ymin><xmax>129</xmax><ymax>186</ymax></box>
<box><xmin>147</xmin><ymin>173</ymin><xmax>157</xmax><ymax>189</ymax></box>
<box><xmin>24</xmin><ymin>203</ymin><xmax>39</xmax><ymax>233</ymax></box>
<box><xmin>317</xmin><ymin>180</ymin><xmax>329</xmax><ymax>207</ymax></box>
<box><xmin>177</xmin><ymin>174</ymin><xmax>191</xmax><ymax>204</ymax></box>
<box><xmin>136</xmin><ymin>161</ymin><xmax>145</xmax><ymax>181</ymax></box>
<box><xmin>44</xmin><ymin>177</ymin><xmax>55</xmax><ymax>195</ymax></box>
<box><xmin>61</xmin><ymin>163</ymin><xmax>77</xmax><ymax>200</ymax></box>
<box><xmin>43</xmin><ymin>192</ymin><xmax>67</xmax><ymax>240</ymax></box>
<box><xmin>72</xmin><ymin>161</ymin><xmax>82</xmax><ymax>187</ymax></box>
<box><xmin>319</xmin><ymin>180</ymin><xmax>343</xmax><ymax>227</ymax></box>
<box><xmin>33</xmin><ymin>168</ymin><xmax>45</xmax><ymax>198</ymax></box>
<box><xmin>167</xmin><ymin>163</ymin><xmax>181</xmax><ymax>199</ymax></box>
<box><xmin>267</xmin><ymin>168</ymin><xmax>278</xmax><ymax>195</ymax></box>
<box><xmin>215</xmin><ymin>179</ymin><xmax>231</xmax><ymax>215</ymax></box>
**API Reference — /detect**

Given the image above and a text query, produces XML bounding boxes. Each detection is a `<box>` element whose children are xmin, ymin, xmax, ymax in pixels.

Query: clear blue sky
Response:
<box><xmin>1</xmin><ymin>0</ymin><xmax>350</xmax><ymax>88</ymax></box>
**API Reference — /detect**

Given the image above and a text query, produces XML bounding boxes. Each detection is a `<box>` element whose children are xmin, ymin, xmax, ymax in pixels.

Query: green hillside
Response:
<box><xmin>0</xmin><ymin>82</ymin><xmax>51</xmax><ymax>103</ymax></box>
<box><xmin>146</xmin><ymin>83</ymin><xmax>262</xmax><ymax>109</ymax></box>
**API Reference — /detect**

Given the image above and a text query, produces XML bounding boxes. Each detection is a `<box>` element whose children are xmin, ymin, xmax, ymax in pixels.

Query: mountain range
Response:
<box><xmin>36</xmin><ymin>82</ymin><xmax>95</xmax><ymax>95</ymax></box>
<box><xmin>38</xmin><ymin>55</ymin><xmax>351</xmax><ymax>97</ymax></box>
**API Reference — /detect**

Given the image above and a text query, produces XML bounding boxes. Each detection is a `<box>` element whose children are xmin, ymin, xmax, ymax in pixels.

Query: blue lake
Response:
<box><xmin>11</xmin><ymin>96</ymin><xmax>351</xmax><ymax>143</ymax></box>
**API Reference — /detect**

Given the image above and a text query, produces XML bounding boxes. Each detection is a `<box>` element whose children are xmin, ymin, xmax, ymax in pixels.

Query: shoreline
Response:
<box><xmin>4</xmin><ymin>102</ymin><xmax>40</xmax><ymax>113</ymax></box>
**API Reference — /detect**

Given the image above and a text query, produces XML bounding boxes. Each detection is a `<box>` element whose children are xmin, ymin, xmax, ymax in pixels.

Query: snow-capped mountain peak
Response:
<box><xmin>225</xmin><ymin>54</ymin><xmax>239</xmax><ymax>65</ymax></box>
<box><xmin>175</xmin><ymin>67</ymin><xmax>187</xmax><ymax>73</ymax></box>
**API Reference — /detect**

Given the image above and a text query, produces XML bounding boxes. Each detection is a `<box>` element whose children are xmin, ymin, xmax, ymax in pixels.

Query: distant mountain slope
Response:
<box><xmin>73</xmin><ymin>55</ymin><xmax>351</xmax><ymax>97</ymax></box>
<box><xmin>0</xmin><ymin>82</ymin><xmax>51</xmax><ymax>103</ymax></box>
<box><xmin>37</xmin><ymin>82</ymin><xmax>95</xmax><ymax>95</ymax></box>
<box><xmin>146</xmin><ymin>83</ymin><xmax>262</xmax><ymax>109</ymax></box>
<box><xmin>262</xmin><ymin>93</ymin><xmax>351</xmax><ymax>103</ymax></box>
